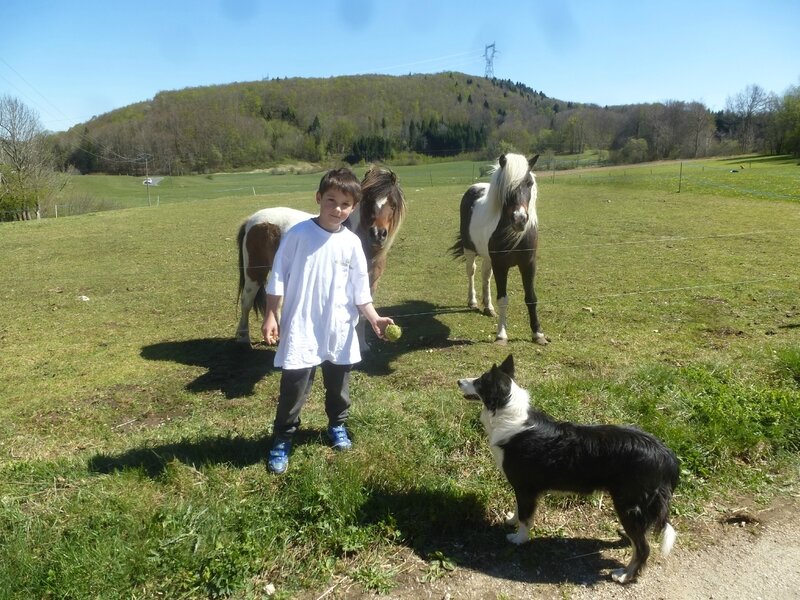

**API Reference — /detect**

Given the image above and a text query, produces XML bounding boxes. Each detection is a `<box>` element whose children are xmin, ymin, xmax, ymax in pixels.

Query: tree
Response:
<box><xmin>0</xmin><ymin>95</ymin><xmax>63</xmax><ymax>220</ymax></box>
<box><xmin>776</xmin><ymin>84</ymin><xmax>800</xmax><ymax>155</ymax></box>
<box><xmin>617</xmin><ymin>137</ymin><xmax>649</xmax><ymax>163</ymax></box>
<box><xmin>726</xmin><ymin>84</ymin><xmax>773</xmax><ymax>152</ymax></box>
<box><xmin>685</xmin><ymin>102</ymin><xmax>715</xmax><ymax>158</ymax></box>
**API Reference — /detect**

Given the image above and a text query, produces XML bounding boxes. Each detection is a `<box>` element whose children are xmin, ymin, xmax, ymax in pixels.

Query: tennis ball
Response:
<box><xmin>385</xmin><ymin>323</ymin><xmax>402</xmax><ymax>342</ymax></box>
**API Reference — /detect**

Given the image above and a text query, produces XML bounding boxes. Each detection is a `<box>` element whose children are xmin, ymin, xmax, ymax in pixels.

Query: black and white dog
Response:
<box><xmin>458</xmin><ymin>354</ymin><xmax>679</xmax><ymax>584</ymax></box>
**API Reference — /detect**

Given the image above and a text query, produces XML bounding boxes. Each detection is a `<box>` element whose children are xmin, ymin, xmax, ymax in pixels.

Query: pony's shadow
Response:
<box><xmin>358</xmin><ymin>300</ymin><xmax>474</xmax><ymax>375</ymax></box>
<box><xmin>359</xmin><ymin>486</ymin><xmax>627</xmax><ymax>586</ymax></box>
<box><xmin>140</xmin><ymin>338</ymin><xmax>277</xmax><ymax>399</ymax></box>
<box><xmin>87</xmin><ymin>429</ymin><xmax>323</xmax><ymax>477</ymax></box>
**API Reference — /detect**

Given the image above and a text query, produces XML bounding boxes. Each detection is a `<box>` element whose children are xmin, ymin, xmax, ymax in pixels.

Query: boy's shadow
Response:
<box><xmin>140</xmin><ymin>338</ymin><xmax>277</xmax><ymax>398</ymax></box>
<box><xmin>87</xmin><ymin>429</ymin><xmax>324</xmax><ymax>477</ymax></box>
<box><xmin>359</xmin><ymin>486</ymin><xmax>628</xmax><ymax>586</ymax></box>
<box><xmin>359</xmin><ymin>300</ymin><xmax>473</xmax><ymax>375</ymax></box>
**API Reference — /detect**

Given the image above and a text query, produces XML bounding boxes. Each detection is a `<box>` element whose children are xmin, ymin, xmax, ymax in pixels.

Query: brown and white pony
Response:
<box><xmin>236</xmin><ymin>166</ymin><xmax>406</xmax><ymax>346</ymax></box>
<box><xmin>450</xmin><ymin>153</ymin><xmax>547</xmax><ymax>345</ymax></box>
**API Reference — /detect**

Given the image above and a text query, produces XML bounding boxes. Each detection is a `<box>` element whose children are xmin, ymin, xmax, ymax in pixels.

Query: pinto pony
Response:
<box><xmin>235</xmin><ymin>166</ymin><xmax>406</xmax><ymax>345</ymax></box>
<box><xmin>450</xmin><ymin>153</ymin><xmax>547</xmax><ymax>345</ymax></box>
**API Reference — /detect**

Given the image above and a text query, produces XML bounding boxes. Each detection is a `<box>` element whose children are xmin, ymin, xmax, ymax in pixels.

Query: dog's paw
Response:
<box><xmin>506</xmin><ymin>530</ymin><xmax>529</xmax><ymax>545</ymax></box>
<box><xmin>504</xmin><ymin>511</ymin><xmax>518</xmax><ymax>526</ymax></box>
<box><xmin>611</xmin><ymin>569</ymin><xmax>632</xmax><ymax>584</ymax></box>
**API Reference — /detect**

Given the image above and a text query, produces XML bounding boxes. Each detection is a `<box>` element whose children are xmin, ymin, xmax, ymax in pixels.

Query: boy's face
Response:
<box><xmin>315</xmin><ymin>188</ymin><xmax>356</xmax><ymax>232</ymax></box>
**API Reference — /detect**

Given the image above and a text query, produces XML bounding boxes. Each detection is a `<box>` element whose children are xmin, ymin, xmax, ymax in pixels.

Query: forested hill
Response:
<box><xmin>48</xmin><ymin>71</ymin><xmax>771</xmax><ymax>175</ymax></box>
<box><xmin>53</xmin><ymin>72</ymin><xmax>560</xmax><ymax>174</ymax></box>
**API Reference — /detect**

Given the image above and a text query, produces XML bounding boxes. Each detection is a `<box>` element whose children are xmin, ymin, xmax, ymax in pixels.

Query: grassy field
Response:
<box><xmin>1</xmin><ymin>156</ymin><xmax>799</xmax><ymax>598</ymax></box>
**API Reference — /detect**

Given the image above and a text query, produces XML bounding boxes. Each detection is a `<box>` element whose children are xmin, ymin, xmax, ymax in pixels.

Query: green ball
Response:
<box><xmin>385</xmin><ymin>323</ymin><xmax>402</xmax><ymax>342</ymax></box>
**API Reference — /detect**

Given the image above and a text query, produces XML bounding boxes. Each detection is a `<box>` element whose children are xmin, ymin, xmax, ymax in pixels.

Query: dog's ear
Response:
<box><xmin>499</xmin><ymin>354</ymin><xmax>515</xmax><ymax>378</ymax></box>
<box><xmin>489</xmin><ymin>362</ymin><xmax>501</xmax><ymax>380</ymax></box>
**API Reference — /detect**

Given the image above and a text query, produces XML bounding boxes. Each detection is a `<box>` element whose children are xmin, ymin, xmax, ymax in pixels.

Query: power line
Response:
<box><xmin>0</xmin><ymin>57</ymin><xmax>150</xmax><ymax>166</ymax></box>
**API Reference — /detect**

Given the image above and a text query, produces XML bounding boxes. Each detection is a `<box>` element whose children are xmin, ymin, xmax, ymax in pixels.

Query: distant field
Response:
<box><xmin>551</xmin><ymin>154</ymin><xmax>800</xmax><ymax>202</ymax></box>
<box><xmin>2</xmin><ymin>157</ymin><xmax>799</xmax><ymax>598</ymax></box>
<box><xmin>56</xmin><ymin>154</ymin><xmax>800</xmax><ymax>217</ymax></box>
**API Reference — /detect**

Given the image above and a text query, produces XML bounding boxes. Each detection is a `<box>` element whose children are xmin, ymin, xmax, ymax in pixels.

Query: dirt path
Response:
<box><xmin>326</xmin><ymin>497</ymin><xmax>800</xmax><ymax>600</ymax></box>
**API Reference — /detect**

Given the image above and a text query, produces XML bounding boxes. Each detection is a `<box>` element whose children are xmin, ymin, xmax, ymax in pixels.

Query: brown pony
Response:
<box><xmin>236</xmin><ymin>166</ymin><xmax>406</xmax><ymax>345</ymax></box>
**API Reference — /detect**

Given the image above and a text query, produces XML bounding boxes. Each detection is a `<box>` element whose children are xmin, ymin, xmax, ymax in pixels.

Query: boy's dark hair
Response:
<box><xmin>318</xmin><ymin>168</ymin><xmax>362</xmax><ymax>204</ymax></box>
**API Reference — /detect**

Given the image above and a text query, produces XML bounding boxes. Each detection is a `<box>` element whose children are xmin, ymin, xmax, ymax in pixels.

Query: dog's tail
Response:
<box><xmin>660</xmin><ymin>522</ymin><xmax>676</xmax><ymax>557</ymax></box>
<box><xmin>651</xmin><ymin>483</ymin><xmax>677</xmax><ymax>557</ymax></box>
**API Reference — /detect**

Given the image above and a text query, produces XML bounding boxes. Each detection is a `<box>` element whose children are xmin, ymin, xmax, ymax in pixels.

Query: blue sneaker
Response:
<box><xmin>327</xmin><ymin>425</ymin><xmax>352</xmax><ymax>451</ymax></box>
<box><xmin>267</xmin><ymin>440</ymin><xmax>291</xmax><ymax>474</ymax></box>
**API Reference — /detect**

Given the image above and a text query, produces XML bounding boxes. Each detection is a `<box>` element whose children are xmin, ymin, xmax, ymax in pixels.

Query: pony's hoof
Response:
<box><xmin>468</xmin><ymin>301</ymin><xmax>478</xmax><ymax>310</ymax></box>
<box><xmin>235</xmin><ymin>336</ymin><xmax>252</xmax><ymax>345</ymax></box>
<box><xmin>494</xmin><ymin>337</ymin><xmax>508</xmax><ymax>346</ymax></box>
<box><xmin>533</xmin><ymin>333</ymin><xmax>549</xmax><ymax>346</ymax></box>
<box><xmin>483</xmin><ymin>308</ymin><xmax>496</xmax><ymax>318</ymax></box>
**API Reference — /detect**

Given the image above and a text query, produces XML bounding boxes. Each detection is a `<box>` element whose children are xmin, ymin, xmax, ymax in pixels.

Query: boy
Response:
<box><xmin>261</xmin><ymin>167</ymin><xmax>394</xmax><ymax>474</ymax></box>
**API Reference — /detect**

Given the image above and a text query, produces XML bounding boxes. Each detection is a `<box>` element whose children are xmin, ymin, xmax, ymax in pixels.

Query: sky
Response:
<box><xmin>2</xmin><ymin>0</ymin><xmax>799</xmax><ymax>133</ymax></box>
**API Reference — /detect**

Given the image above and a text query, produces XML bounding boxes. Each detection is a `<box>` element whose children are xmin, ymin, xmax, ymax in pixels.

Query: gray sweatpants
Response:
<box><xmin>272</xmin><ymin>361</ymin><xmax>352</xmax><ymax>441</ymax></box>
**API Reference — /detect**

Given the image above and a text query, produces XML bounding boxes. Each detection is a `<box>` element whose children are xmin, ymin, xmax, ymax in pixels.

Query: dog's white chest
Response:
<box><xmin>481</xmin><ymin>409</ymin><xmax>509</xmax><ymax>471</ymax></box>
<box><xmin>489</xmin><ymin>444</ymin><xmax>505</xmax><ymax>471</ymax></box>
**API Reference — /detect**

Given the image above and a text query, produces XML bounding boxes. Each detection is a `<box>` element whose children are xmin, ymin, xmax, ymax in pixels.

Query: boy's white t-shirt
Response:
<box><xmin>266</xmin><ymin>218</ymin><xmax>372</xmax><ymax>369</ymax></box>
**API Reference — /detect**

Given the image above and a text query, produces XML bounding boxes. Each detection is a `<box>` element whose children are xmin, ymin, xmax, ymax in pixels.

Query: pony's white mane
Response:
<box><xmin>485</xmin><ymin>153</ymin><xmax>538</xmax><ymax>245</ymax></box>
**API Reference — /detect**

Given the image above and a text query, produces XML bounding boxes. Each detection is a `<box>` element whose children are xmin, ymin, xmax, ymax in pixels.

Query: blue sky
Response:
<box><xmin>2</xmin><ymin>0</ymin><xmax>799</xmax><ymax>132</ymax></box>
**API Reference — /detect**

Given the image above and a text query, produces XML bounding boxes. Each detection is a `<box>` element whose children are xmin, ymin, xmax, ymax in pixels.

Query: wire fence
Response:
<box><xmin>4</xmin><ymin>158</ymin><xmax>799</xmax><ymax>222</ymax></box>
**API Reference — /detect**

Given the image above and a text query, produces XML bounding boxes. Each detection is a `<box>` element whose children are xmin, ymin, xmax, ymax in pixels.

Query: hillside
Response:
<box><xmin>48</xmin><ymin>72</ymin><xmax>738</xmax><ymax>176</ymax></box>
<box><xmin>52</xmin><ymin>72</ymin><xmax>563</xmax><ymax>174</ymax></box>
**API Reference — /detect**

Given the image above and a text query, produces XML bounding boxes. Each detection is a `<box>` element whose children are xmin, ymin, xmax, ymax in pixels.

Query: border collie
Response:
<box><xmin>458</xmin><ymin>354</ymin><xmax>679</xmax><ymax>584</ymax></box>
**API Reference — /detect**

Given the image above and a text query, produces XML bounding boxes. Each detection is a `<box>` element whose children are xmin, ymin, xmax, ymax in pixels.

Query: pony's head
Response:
<box><xmin>358</xmin><ymin>166</ymin><xmax>406</xmax><ymax>254</ymax></box>
<box><xmin>493</xmin><ymin>153</ymin><xmax>539</xmax><ymax>233</ymax></box>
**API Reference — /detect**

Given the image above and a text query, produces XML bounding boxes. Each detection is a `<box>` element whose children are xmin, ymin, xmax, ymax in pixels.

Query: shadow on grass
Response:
<box><xmin>358</xmin><ymin>300</ymin><xmax>474</xmax><ymax>375</ymax></box>
<box><xmin>139</xmin><ymin>301</ymin><xmax>469</xmax><ymax>390</ymax></box>
<box><xmin>359</xmin><ymin>486</ymin><xmax>627</xmax><ymax>586</ymax></box>
<box><xmin>86</xmin><ymin>428</ymin><xmax>327</xmax><ymax>477</ymax></box>
<box><xmin>140</xmin><ymin>337</ymin><xmax>277</xmax><ymax>398</ymax></box>
<box><xmin>720</xmin><ymin>154</ymin><xmax>798</xmax><ymax>166</ymax></box>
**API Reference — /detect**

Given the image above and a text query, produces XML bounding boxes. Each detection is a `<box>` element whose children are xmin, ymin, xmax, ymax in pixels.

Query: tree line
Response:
<box><xmin>2</xmin><ymin>73</ymin><xmax>800</xmax><ymax>220</ymax></box>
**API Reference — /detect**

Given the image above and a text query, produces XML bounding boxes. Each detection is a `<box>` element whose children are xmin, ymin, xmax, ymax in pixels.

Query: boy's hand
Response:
<box><xmin>373</xmin><ymin>317</ymin><xmax>395</xmax><ymax>340</ymax></box>
<box><xmin>262</xmin><ymin>315</ymin><xmax>280</xmax><ymax>345</ymax></box>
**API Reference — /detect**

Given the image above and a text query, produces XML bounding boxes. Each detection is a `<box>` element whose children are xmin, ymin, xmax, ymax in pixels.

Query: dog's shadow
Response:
<box><xmin>140</xmin><ymin>337</ymin><xmax>278</xmax><ymax>398</ymax></box>
<box><xmin>359</xmin><ymin>486</ymin><xmax>627</xmax><ymax>586</ymax></box>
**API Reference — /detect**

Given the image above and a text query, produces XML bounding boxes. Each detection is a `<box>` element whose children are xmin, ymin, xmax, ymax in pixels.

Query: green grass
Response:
<box><xmin>551</xmin><ymin>154</ymin><xmax>800</xmax><ymax>202</ymax></box>
<box><xmin>56</xmin><ymin>160</ymin><xmax>490</xmax><ymax>214</ymax></box>
<box><xmin>1</xmin><ymin>157</ymin><xmax>799</xmax><ymax>598</ymax></box>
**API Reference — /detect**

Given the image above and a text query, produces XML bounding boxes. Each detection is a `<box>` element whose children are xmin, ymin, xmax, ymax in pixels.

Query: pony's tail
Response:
<box><xmin>253</xmin><ymin>287</ymin><xmax>266</xmax><ymax>319</ymax></box>
<box><xmin>238</xmin><ymin>221</ymin><xmax>267</xmax><ymax>318</ymax></box>
<box><xmin>236</xmin><ymin>222</ymin><xmax>247</xmax><ymax>305</ymax></box>
<box><xmin>449</xmin><ymin>234</ymin><xmax>465</xmax><ymax>259</ymax></box>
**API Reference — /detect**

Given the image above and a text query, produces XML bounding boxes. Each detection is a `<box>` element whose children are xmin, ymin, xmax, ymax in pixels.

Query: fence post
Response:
<box><xmin>678</xmin><ymin>162</ymin><xmax>683</xmax><ymax>193</ymax></box>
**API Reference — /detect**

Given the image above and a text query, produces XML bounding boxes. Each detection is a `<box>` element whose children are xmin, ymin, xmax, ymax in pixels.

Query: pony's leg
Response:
<box><xmin>493</xmin><ymin>267</ymin><xmax>509</xmax><ymax>342</ymax></box>
<box><xmin>236</xmin><ymin>277</ymin><xmax>260</xmax><ymax>344</ymax></box>
<box><xmin>519</xmin><ymin>262</ymin><xmax>548</xmax><ymax>345</ymax></box>
<box><xmin>464</xmin><ymin>250</ymin><xmax>478</xmax><ymax>309</ymax></box>
<box><xmin>480</xmin><ymin>257</ymin><xmax>495</xmax><ymax>317</ymax></box>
